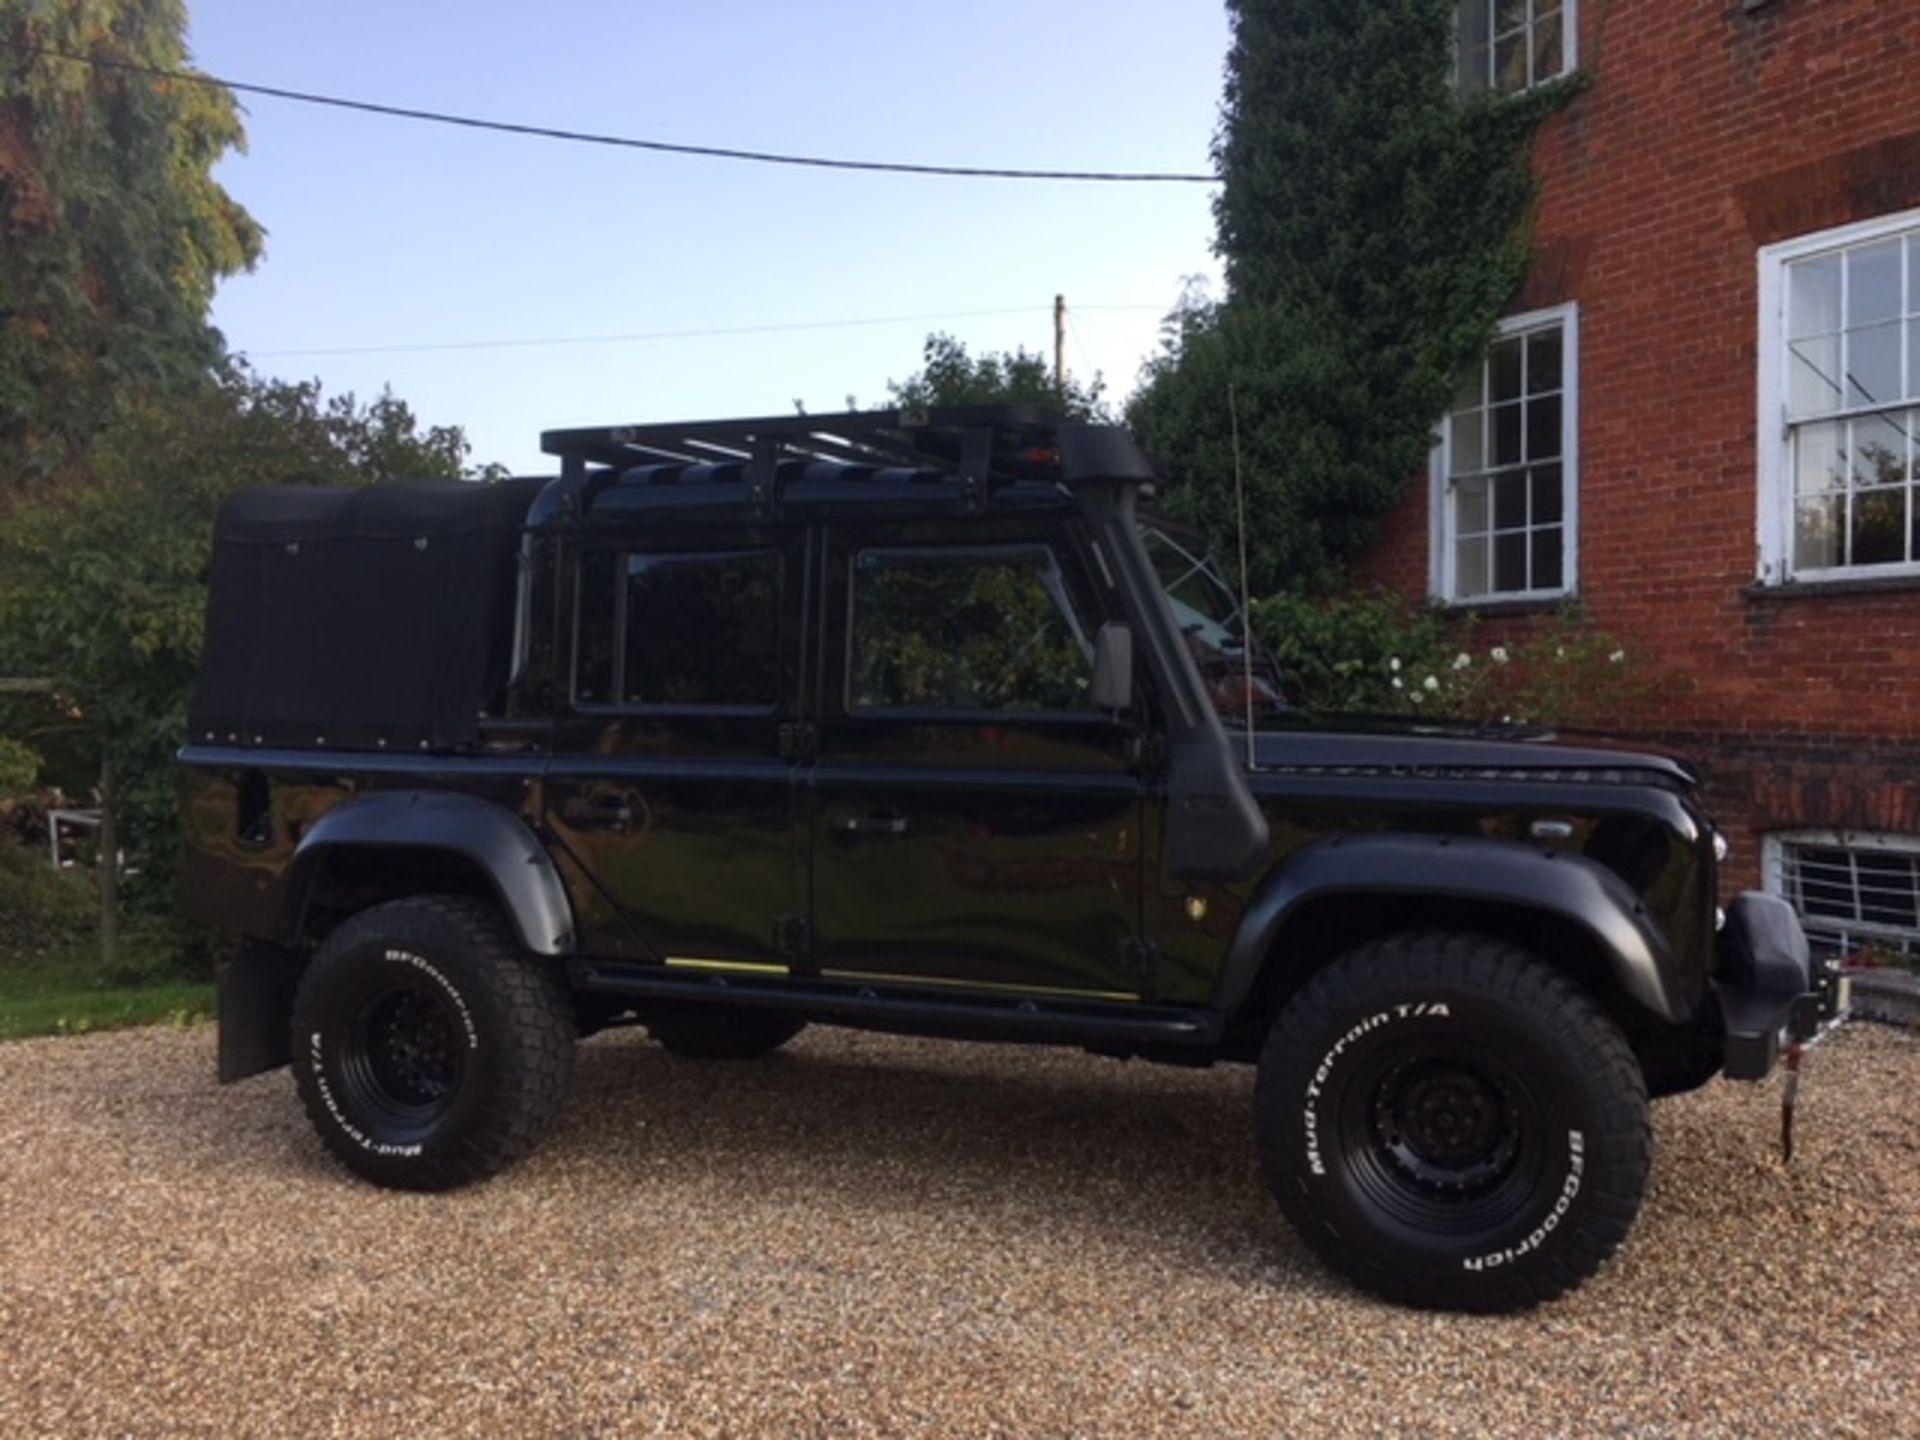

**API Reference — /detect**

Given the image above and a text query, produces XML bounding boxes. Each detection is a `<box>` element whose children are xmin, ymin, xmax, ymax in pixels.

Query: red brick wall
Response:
<box><xmin>1352</xmin><ymin>0</ymin><xmax>1920</xmax><ymax>885</ymax></box>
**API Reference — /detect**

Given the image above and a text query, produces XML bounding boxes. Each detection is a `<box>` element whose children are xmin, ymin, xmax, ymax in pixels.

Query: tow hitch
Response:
<box><xmin>1777</xmin><ymin>973</ymin><xmax>1852</xmax><ymax>1165</ymax></box>
<box><xmin>1712</xmin><ymin>892</ymin><xmax>1852</xmax><ymax>1160</ymax></box>
<box><xmin>1779</xmin><ymin>1041</ymin><xmax>1804</xmax><ymax>1164</ymax></box>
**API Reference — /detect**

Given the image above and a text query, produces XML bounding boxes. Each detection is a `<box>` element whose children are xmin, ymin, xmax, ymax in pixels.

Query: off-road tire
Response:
<box><xmin>646</xmin><ymin>1005</ymin><xmax>807</xmax><ymax>1060</ymax></box>
<box><xmin>1255</xmin><ymin>930</ymin><xmax>1651</xmax><ymax>1312</ymax></box>
<box><xmin>290</xmin><ymin>895</ymin><xmax>576</xmax><ymax>1191</ymax></box>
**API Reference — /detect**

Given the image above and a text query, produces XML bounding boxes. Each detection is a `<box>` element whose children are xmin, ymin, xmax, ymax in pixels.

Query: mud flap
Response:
<box><xmin>217</xmin><ymin>943</ymin><xmax>306</xmax><ymax>1082</ymax></box>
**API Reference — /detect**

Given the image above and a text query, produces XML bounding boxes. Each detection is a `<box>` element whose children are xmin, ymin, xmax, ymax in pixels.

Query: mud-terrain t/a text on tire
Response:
<box><xmin>181</xmin><ymin>406</ymin><xmax>1835</xmax><ymax>1310</ymax></box>
<box><xmin>1256</xmin><ymin>932</ymin><xmax>1651</xmax><ymax>1310</ymax></box>
<box><xmin>291</xmin><ymin>896</ymin><xmax>575</xmax><ymax>1191</ymax></box>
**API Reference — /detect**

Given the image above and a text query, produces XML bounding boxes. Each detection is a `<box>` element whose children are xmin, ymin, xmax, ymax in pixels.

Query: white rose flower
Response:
<box><xmin>1490</xmin><ymin>646</ymin><xmax>1510</xmax><ymax>664</ymax></box>
<box><xmin>1388</xmin><ymin>657</ymin><xmax>1402</xmax><ymax>673</ymax></box>
<box><xmin>1609</xmin><ymin>649</ymin><xmax>1626</xmax><ymax>664</ymax></box>
<box><xmin>1452</xmin><ymin>652</ymin><xmax>1472</xmax><ymax>670</ymax></box>
<box><xmin>1391</xmin><ymin>676</ymin><xmax>1404</xmax><ymax>690</ymax></box>
<box><xmin>1423</xmin><ymin>675</ymin><xmax>1440</xmax><ymax>692</ymax></box>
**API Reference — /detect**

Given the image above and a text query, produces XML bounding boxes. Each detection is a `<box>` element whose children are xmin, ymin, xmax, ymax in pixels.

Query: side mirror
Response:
<box><xmin>1090</xmin><ymin>622</ymin><xmax>1134</xmax><ymax>711</ymax></box>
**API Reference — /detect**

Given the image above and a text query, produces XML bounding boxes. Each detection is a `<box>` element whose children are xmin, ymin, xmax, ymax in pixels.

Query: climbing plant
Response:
<box><xmin>1129</xmin><ymin>0</ymin><xmax>1582</xmax><ymax>594</ymax></box>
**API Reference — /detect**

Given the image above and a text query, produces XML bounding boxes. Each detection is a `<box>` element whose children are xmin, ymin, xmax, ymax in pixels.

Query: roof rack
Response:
<box><xmin>538</xmin><ymin>406</ymin><xmax>1155</xmax><ymax>493</ymax></box>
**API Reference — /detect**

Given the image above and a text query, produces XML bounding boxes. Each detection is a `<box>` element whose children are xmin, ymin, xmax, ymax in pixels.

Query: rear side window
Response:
<box><xmin>576</xmin><ymin>549</ymin><xmax>780</xmax><ymax>709</ymax></box>
<box><xmin>849</xmin><ymin>545</ymin><xmax>1092</xmax><ymax>713</ymax></box>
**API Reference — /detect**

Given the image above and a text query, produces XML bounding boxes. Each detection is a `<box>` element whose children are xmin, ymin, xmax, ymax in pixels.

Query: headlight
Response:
<box><xmin>1712</xmin><ymin>829</ymin><xmax>1730</xmax><ymax>863</ymax></box>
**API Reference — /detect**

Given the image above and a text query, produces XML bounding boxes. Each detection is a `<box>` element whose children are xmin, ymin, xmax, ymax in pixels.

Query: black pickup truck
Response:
<box><xmin>180</xmin><ymin>406</ymin><xmax>1835</xmax><ymax>1312</ymax></box>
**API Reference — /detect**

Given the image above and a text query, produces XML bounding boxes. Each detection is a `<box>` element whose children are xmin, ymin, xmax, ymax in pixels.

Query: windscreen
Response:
<box><xmin>1141</xmin><ymin>524</ymin><xmax>1288</xmax><ymax>725</ymax></box>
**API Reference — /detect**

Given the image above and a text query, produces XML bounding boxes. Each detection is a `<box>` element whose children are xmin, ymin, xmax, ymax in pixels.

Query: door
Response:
<box><xmin>809</xmin><ymin>520</ymin><xmax>1145</xmax><ymax>999</ymax></box>
<box><xmin>545</xmin><ymin>526</ymin><xmax>809</xmax><ymax>972</ymax></box>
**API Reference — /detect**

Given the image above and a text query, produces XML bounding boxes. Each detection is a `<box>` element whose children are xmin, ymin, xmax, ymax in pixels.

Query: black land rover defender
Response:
<box><xmin>180</xmin><ymin>407</ymin><xmax>1836</xmax><ymax>1312</ymax></box>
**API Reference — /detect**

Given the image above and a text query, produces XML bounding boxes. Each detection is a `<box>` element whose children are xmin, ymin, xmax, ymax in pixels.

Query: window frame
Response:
<box><xmin>1763</xmin><ymin>828</ymin><xmax>1920</xmax><ymax>960</ymax></box>
<box><xmin>1757</xmin><ymin>207</ymin><xmax>1920</xmax><ymax>586</ymax></box>
<box><xmin>569</xmin><ymin>544</ymin><xmax>784</xmax><ymax>716</ymax></box>
<box><xmin>1429</xmin><ymin>301</ymin><xmax>1581</xmax><ymax>606</ymax></box>
<box><xmin>842</xmin><ymin>541</ymin><xmax>1103</xmax><ymax>722</ymax></box>
<box><xmin>1456</xmin><ymin>0</ymin><xmax>1578</xmax><ymax>97</ymax></box>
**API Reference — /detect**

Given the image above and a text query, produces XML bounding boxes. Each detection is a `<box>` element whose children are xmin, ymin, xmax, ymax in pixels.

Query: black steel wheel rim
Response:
<box><xmin>1336</xmin><ymin>1037</ymin><xmax>1550</xmax><ymax>1237</ymax></box>
<box><xmin>340</xmin><ymin>980</ymin><xmax>465</xmax><ymax>1133</ymax></box>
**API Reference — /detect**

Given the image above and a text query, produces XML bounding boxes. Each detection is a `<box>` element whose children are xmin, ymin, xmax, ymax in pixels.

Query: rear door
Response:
<box><xmin>544</xmin><ymin>525</ymin><xmax>810</xmax><ymax>972</ymax></box>
<box><xmin>807</xmin><ymin>518</ymin><xmax>1145</xmax><ymax>999</ymax></box>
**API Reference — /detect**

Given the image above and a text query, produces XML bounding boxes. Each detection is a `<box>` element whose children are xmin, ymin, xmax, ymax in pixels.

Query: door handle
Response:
<box><xmin>831</xmin><ymin>812</ymin><xmax>909</xmax><ymax>838</ymax></box>
<box><xmin>562</xmin><ymin>800</ymin><xmax>634</xmax><ymax>831</ymax></box>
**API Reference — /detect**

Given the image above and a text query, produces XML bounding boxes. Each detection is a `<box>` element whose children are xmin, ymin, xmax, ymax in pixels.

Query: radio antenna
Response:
<box><xmin>1228</xmin><ymin>382</ymin><xmax>1257</xmax><ymax>770</ymax></box>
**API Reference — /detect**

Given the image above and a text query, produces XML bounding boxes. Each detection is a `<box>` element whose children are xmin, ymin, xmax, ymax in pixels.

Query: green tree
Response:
<box><xmin>884</xmin><ymin>332</ymin><xmax>1110</xmax><ymax>419</ymax></box>
<box><xmin>0</xmin><ymin>0</ymin><xmax>262</xmax><ymax>488</ymax></box>
<box><xmin>1129</xmin><ymin>0</ymin><xmax>1574</xmax><ymax>593</ymax></box>
<box><xmin>0</xmin><ymin>367</ymin><xmax>472</xmax><ymax>952</ymax></box>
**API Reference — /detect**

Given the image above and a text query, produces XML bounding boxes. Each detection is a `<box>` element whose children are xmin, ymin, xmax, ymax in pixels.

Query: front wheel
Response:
<box><xmin>1255</xmin><ymin>931</ymin><xmax>1651</xmax><ymax>1312</ymax></box>
<box><xmin>290</xmin><ymin>895</ymin><xmax>576</xmax><ymax>1191</ymax></box>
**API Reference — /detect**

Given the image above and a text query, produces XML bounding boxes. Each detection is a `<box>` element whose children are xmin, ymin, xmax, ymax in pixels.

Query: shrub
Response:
<box><xmin>1254</xmin><ymin>593</ymin><xmax>1659</xmax><ymax>728</ymax></box>
<box><xmin>0</xmin><ymin>838</ymin><xmax>97</xmax><ymax>963</ymax></box>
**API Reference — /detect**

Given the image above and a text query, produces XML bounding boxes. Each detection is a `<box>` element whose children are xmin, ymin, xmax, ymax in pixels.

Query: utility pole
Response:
<box><xmin>1053</xmin><ymin>294</ymin><xmax>1067</xmax><ymax>394</ymax></box>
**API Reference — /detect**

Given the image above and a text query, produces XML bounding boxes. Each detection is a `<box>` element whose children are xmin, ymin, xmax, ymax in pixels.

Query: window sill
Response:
<box><xmin>1433</xmin><ymin>593</ymin><xmax>1580</xmax><ymax>619</ymax></box>
<box><xmin>1743</xmin><ymin>574</ymin><xmax>1920</xmax><ymax>602</ymax></box>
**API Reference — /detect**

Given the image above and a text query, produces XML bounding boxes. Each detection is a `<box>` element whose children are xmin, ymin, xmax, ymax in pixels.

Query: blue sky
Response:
<box><xmin>189</xmin><ymin>1</ymin><xmax>1232</xmax><ymax>475</ymax></box>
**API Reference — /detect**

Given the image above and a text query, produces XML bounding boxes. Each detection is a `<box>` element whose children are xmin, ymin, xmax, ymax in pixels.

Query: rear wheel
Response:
<box><xmin>646</xmin><ymin>1005</ymin><xmax>806</xmax><ymax>1060</ymax></box>
<box><xmin>1255</xmin><ymin>930</ymin><xmax>1650</xmax><ymax>1312</ymax></box>
<box><xmin>290</xmin><ymin>895</ymin><xmax>575</xmax><ymax>1191</ymax></box>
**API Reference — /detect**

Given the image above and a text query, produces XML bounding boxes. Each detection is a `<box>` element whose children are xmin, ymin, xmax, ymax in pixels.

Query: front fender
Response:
<box><xmin>279</xmin><ymin>791</ymin><xmax>574</xmax><ymax>954</ymax></box>
<box><xmin>1216</xmin><ymin>833</ymin><xmax>1688</xmax><ymax>1025</ymax></box>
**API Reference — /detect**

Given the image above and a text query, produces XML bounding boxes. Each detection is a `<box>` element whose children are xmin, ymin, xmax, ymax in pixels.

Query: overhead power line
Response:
<box><xmin>243</xmin><ymin>304</ymin><xmax>1167</xmax><ymax>360</ymax></box>
<box><xmin>22</xmin><ymin>47</ymin><xmax>1217</xmax><ymax>185</ymax></box>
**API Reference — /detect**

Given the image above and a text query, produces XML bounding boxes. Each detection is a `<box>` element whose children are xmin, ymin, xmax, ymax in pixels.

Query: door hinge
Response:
<box><xmin>775</xmin><ymin>912</ymin><xmax>811</xmax><ymax>960</ymax></box>
<box><xmin>1130</xmin><ymin>729</ymin><xmax>1167</xmax><ymax>776</ymax></box>
<box><xmin>1118</xmin><ymin>936</ymin><xmax>1164</xmax><ymax>986</ymax></box>
<box><xmin>777</xmin><ymin>722</ymin><xmax>817</xmax><ymax>760</ymax></box>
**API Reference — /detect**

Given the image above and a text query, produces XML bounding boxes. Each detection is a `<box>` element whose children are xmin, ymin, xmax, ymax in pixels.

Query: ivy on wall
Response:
<box><xmin>1129</xmin><ymin>0</ymin><xmax>1583</xmax><ymax>594</ymax></box>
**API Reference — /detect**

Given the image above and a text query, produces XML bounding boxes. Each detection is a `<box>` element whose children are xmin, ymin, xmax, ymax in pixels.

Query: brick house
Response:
<box><xmin>1353</xmin><ymin>0</ymin><xmax>1920</xmax><ymax>958</ymax></box>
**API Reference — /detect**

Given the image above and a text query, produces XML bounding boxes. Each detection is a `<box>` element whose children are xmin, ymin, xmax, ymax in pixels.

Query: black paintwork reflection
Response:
<box><xmin>178</xmin><ymin>748</ymin><xmax>545</xmax><ymax>938</ymax></box>
<box><xmin>545</xmin><ymin>751</ymin><xmax>800</xmax><ymax>966</ymax></box>
<box><xmin>814</xmin><ymin>514</ymin><xmax>1143</xmax><ymax>996</ymax></box>
<box><xmin>183</xmin><ymin>507</ymin><xmax>1721</xmax><ymax>1039</ymax></box>
<box><xmin>811</xmin><ymin>752</ymin><xmax>1141</xmax><ymax>994</ymax></box>
<box><xmin>1140</xmin><ymin>729</ymin><xmax>1716</xmax><ymax>1009</ymax></box>
<box><xmin>542</xmin><ymin>525</ymin><xmax>808</xmax><ymax>967</ymax></box>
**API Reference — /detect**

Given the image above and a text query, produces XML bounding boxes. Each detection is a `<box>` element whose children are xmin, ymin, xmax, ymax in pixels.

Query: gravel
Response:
<box><xmin>0</xmin><ymin>1020</ymin><xmax>1915</xmax><ymax>1438</ymax></box>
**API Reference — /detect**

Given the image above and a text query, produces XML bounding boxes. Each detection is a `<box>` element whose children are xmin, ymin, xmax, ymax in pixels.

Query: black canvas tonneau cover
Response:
<box><xmin>191</xmin><ymin>478</ymin><xmax>548</xmax><ymax>753</ymax></box>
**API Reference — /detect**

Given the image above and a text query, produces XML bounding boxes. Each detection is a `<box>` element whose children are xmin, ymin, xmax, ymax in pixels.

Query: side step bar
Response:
<box><xmin>568</xmin><ymin>961</ymin><xmax>1223</xmax><ymax>1049</ymax></box>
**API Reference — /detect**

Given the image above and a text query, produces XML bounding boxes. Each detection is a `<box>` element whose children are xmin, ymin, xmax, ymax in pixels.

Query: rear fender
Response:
<box><xmin>277</xmin><ymin>791</ymin><xmax>574</xmax><ymax>954</ymax></box>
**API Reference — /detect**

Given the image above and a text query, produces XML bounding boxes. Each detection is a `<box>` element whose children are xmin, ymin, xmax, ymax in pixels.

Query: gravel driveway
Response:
<box><xmin>1</xmin><ymin>1020</ymin><xmax>1915</xmax><ymax>1438</ymax></box>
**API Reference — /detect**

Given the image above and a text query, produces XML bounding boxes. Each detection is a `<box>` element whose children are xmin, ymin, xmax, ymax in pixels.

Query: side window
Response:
<box><xmin>1433</xmin><ymin>303</ymin><xmax>1578</xmax><ymax>603</ymax></box>
<box><xmin>1457</xmin><ymin>0</ymin><xmax>1573</xmax><ymax>97</ymax></box>
<box><xmin>575</xmin><ymin>549</ymin><xmax>780</xmax><ymax>709</ymax></box>
<box><xmin>849</xmin><ymin>545</ymin><xmax>1093</xmax><ymax>714</ymax></box>
<box><xmin>1759</xmin><ymin>211</ymin><xmax>1920</xmax><ymax>582</ymax></box>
